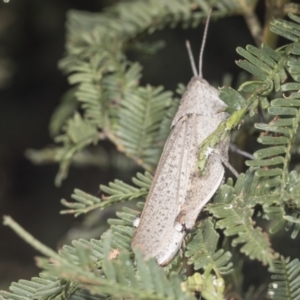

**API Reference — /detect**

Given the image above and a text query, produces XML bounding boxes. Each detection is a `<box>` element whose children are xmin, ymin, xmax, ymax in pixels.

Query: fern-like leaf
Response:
<box><xmin>61</xmin><ymin>172</ymin><xmax>151</xmax><ymax>216</ymax></box>
<box><xmin>37</xmin><ymin>233</ymin><xmax>194</xmax><ymax>300</ymax></box>
<box><xmin>185</xmin><ymin>219</ymin><xmax>233</xmax><ymax>275</ymax></box>
<box><xmin>49</xmin><ymin>88</ymin><xmax>79</xmax><ymax>137</ymax></box>
<box><xmin>268</xmin><ymin>257</ymin><xmax>300</xmax><ymax>300</ymax></box>
<box><xmin>54</xmin><ymin>113</ymin><xmax>100</xmax><ymax>186</ymax></box>
<box><xmin>117</xmin><ymin>86</ymin><xmax>173</xmax><ymax>168</ymax></box>
<box><xmin>183</xmin><ymin>272</ymin><xmax>225</xmax><ymax>300</ymax></box>
<box><xmin>208</xmin><ymin>173</ymin><xmax>276</xmax><ymax>266</ymax></box>
<box><xmin>233</xmin><ymin>14</ymin><xmax>300</xmax><ymax>191</ymax></box>
<box><xmin>1</xmin><ymin>278</ymin><xmax>103</xmax><ymax>300</ymax></box>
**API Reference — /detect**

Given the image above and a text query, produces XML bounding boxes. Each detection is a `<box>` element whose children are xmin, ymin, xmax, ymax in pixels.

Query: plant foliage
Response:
<box><xmin>268</xmin><ymin>257</ymin><xmax>300</xmax><ymax>300</ymax></box>
<box><xmin>185</xmin><ymin>218</ymin><xmax>233</xmax><ymax>275</ymax></box>
<box><xmin>3</xmin><ymin>1</ymin><xmax>300</xmax><ymax>299</ymax></box>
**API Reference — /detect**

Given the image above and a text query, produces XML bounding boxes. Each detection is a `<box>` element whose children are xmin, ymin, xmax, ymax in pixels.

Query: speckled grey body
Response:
<box><xmin>131</xmin><ymin>76</ymin><xmax>229</xmax><ymax>265</ymax></box>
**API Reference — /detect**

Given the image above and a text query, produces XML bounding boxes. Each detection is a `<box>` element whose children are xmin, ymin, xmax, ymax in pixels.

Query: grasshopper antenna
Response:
<box><xmin>198</xmin><ymin>9</ymin><xmax>212</xmax><ymax>78</ymax></box>
<box><xmin>186</xmin><ymin>40</ymin><xmax>197</xmax><ymax>77</ymax></box>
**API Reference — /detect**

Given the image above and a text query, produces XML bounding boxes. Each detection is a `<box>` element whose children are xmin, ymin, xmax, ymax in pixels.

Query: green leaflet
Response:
<box><xmin>208</xmin><ymin>171</ymin><xmax>277</xmax><ymax>266</ymax></box>
<box><xmin>117</xmin><ymin>86</ymin><xmax>173</xmax><ymax>168</ymax></box>
<box><xmin>186</xmin><ymin>219</ymin><xmax>233</xmax><ymax>275</ymax></box>
<box><xmin>183</xmin><ymin>273</ymin><xmax>225</xmax><ymax>300</ymax></box>
<box><xmin>268</xmin><ymin>257</ymin><xmax>300</xmax><ymax>300</ymax></box>
<box><xmin>219</xmin><ymin>86</ymin><xmax>246</xmax><ymax>114</ymax></box>
<box><xmin>60</xmin><ymin>172</ymin><xmax>151</xmax><ymax>216</ymax></box>
<box><xmin>6</xmin><ymin>229</ymin><xmax>193</xmax><ymax>300</ymax></box>
<box><xmin>54</xmin><ymin>113</ymin><xmax>100</xmax><ymax>186</ymax></box>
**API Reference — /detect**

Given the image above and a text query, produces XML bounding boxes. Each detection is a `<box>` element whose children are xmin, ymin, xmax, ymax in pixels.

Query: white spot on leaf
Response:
<box><xmin>224</xmin><ymin>204</ymin><xmax>233</xmax><ymax>209</ymax></box>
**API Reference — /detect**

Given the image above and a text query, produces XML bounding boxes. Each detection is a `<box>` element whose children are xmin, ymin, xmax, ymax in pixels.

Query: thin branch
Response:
<box><xmin>238</xmin><ymin>0</ymin><xmax>263</xmax><ymax>47</ymax></box>
<box><xmin>263</xmin><ymin>0</ymin><xmax>289</xmax><ymax>48</ymax></box>
<box><xmin>3</xmin><ymin>215</ymin><xmax>60</xmax><ymax>259</ymax></box>
<box><xmin>229</xmin><ymin>143</ymin><xmax>254</xmax><ymax>160</ymax></box>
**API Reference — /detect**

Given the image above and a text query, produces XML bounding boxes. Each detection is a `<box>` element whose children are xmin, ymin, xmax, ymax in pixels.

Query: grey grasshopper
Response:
<box><xmin>132</xmin><ymin>10</ymin><xmax>230</xmax><ymax>265</ymax></box>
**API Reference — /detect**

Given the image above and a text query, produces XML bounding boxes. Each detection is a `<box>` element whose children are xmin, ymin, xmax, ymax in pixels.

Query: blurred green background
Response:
<box><xmin>0</xmin><ymin>0</ymin><xmax>254</xmax><ymax>289</ymax></box>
